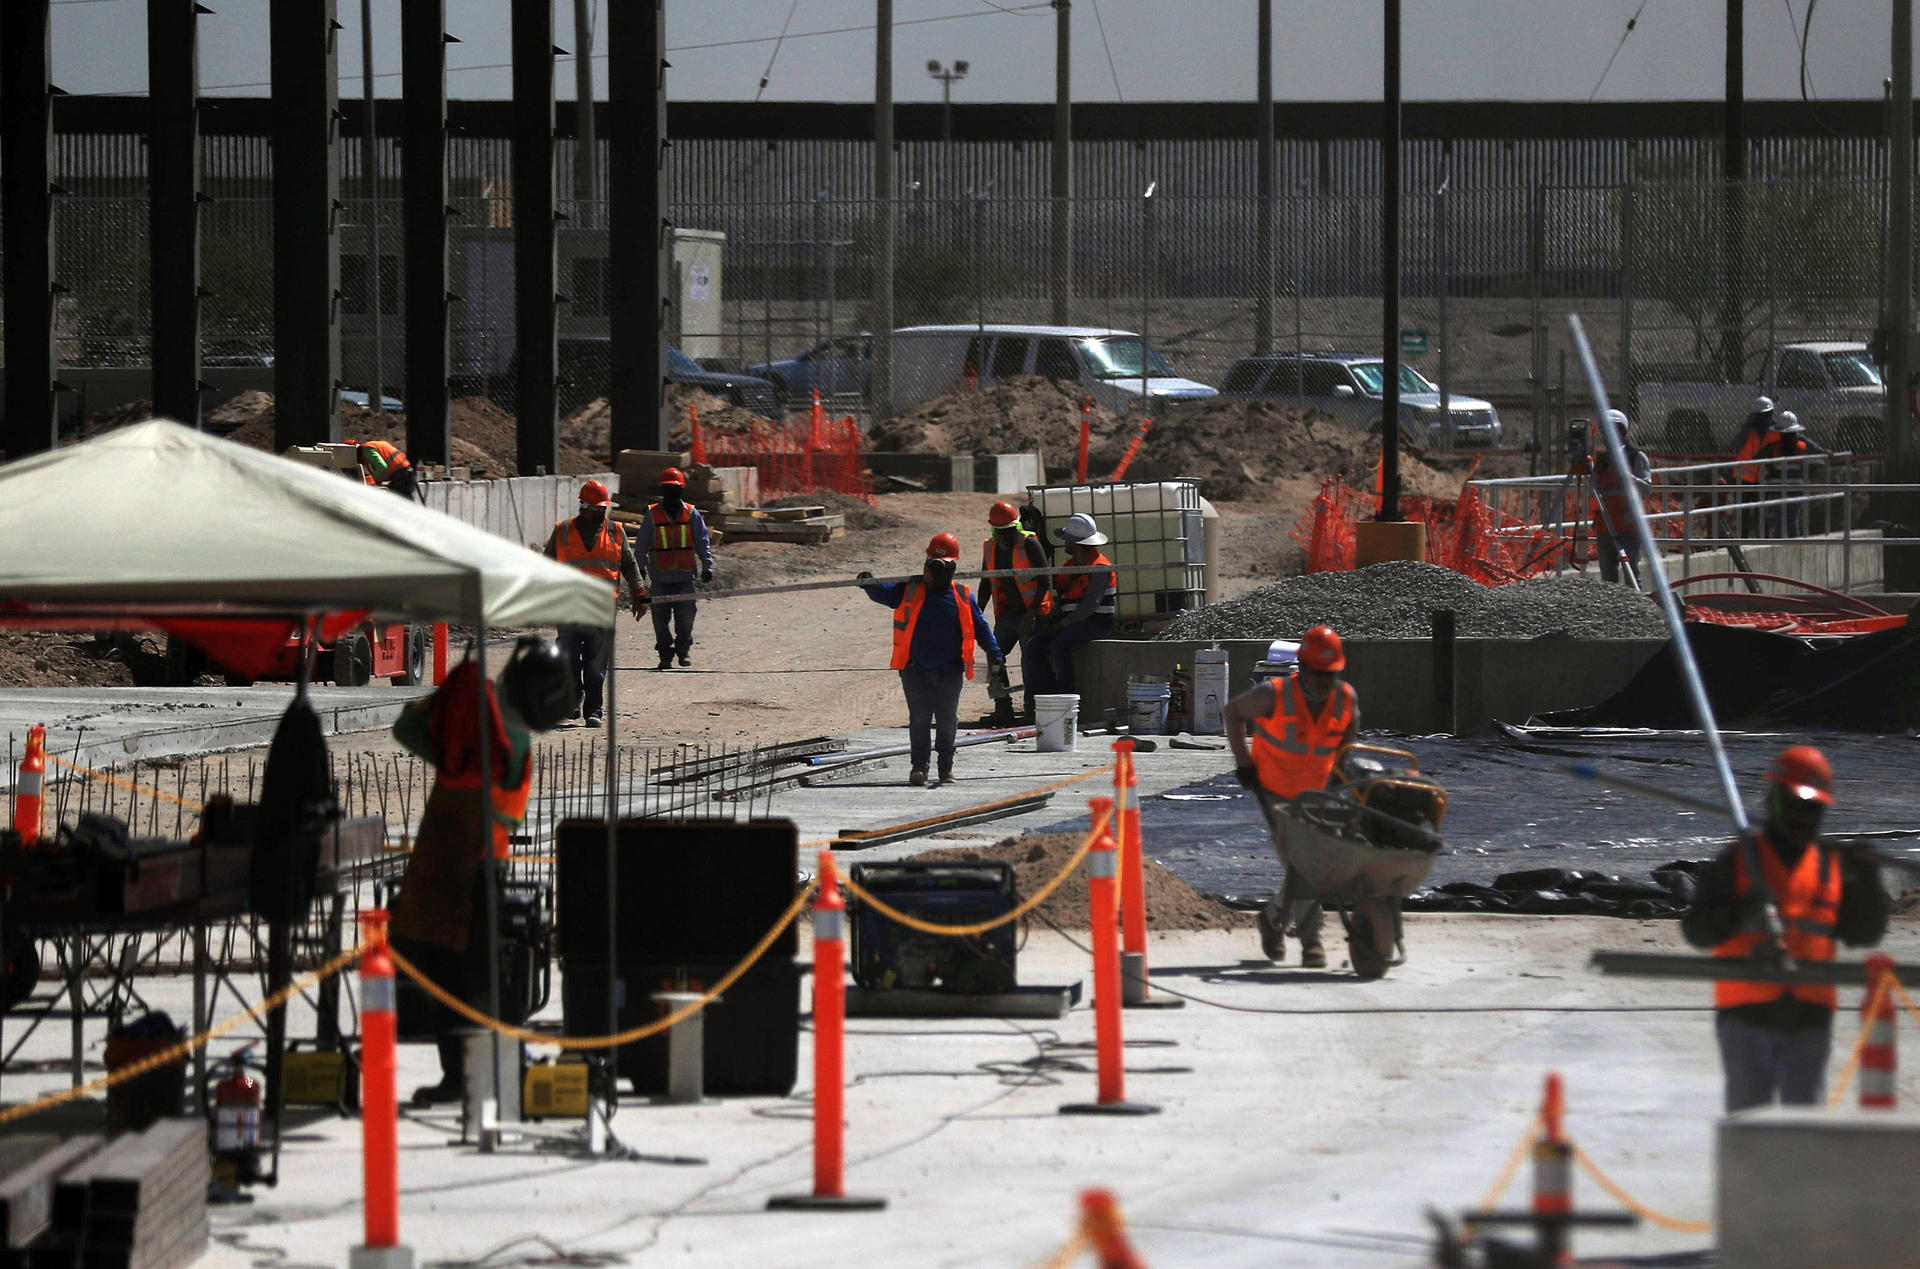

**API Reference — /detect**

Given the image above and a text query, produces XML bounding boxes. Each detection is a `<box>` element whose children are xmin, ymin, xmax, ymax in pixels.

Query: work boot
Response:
<box><xmin>1256</xmin><ymin>907</ymin><xmax>1286</xmax><ymax>962</ymax></box>
<box><xmin>656</xmin><ymin>654</ymin><xmax>673</xmax><ymax>671</ymax></box>
<box><xmin>1299</xmin><ymin>942</ymin><xmax>1328</xmax><ymax>970</ymax></box>
<box><xmin>908</xmin><ymin>767</ymin><xmax>928</xmax><ymax>787</ymax></box>
<box><xmin>584</xmin><ymin>713</ymin><xmax>602</xmax><ymax>729</ymax></box>
<box><xmin>938</xmin><ymin>764</ymin><xmax>955</xmax><ymax>785</ymax></box>
<box><xmin>677</xmin><ymin>652</ymin><xmax>692</xmax><ymax>668</ymax></box>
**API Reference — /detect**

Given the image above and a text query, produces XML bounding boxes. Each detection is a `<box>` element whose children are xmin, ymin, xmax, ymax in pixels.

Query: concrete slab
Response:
<box><xmin>0</xmin><ymin>686</ymin><xmax>427</xmax><ymax>777</ymax></box>
<box><xmin>1719</xmin><ymin>1107</ymin><xmax>1920</xmax><ymax>1268</ymax></box>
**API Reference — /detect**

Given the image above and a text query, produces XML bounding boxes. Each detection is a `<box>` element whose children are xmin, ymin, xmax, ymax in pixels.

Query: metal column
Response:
<box><xmin>513</xmin><ymin>0</ymin><xmax>559</xmax><ymax>476</ymax></box>
<box><xmin>1378</xmin><ymin>0</ymin><xmax>1402</xmax><ymax>521</ymax></box>
<box><xmin>1254</xmin><ymin>0</ymin><xmax>1274</xmax><ymax>353</ymax></box>
<box><xmin>149</xmin><ymin>0</ymin><xmax>203</xmax><ymax>429</ymax></box>
<box><xmin>1049</xmin><ymin>0</ymin><xmax>1072</xmax><ymax>326</ymax></box>
<box><xmin>270</xmin><ymin>0</ymin><xmax>342</xmax><ymax>450</ymax></box>
<box><xmin>609</xmin><ymin>0</ymin><xmax>668</xmax><ymax>455</ymax></box>
<box><xmin>2</xmin><ymin>0</ymin><xmax>57</xmax><ymax>458</ymax></box>
<box><xmin>1891</xmin><ymin>0</ymin><xmax>1914</xmax><ymax>461</ymax></box>
<box><xmin>870</xmin><ymin>0</ymin><xmax>895</xmax><ymax>417</ymax></box>
<box><xmin>403</xmin><ymin>0</ymin><xmax>451</xmax><ymax>465</ymax></box>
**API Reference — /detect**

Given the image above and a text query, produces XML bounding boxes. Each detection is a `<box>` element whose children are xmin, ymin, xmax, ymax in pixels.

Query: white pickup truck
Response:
<box><xmin>1633</xmin><ymin>341</ymin><xmax>1885</xmax><ymax>453</ymax></box>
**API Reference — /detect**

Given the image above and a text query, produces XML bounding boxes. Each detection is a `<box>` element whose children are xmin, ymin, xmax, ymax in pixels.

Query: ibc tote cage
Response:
<box><xmin>1026</xmin><ymin>480</ymin><xmax>1208</xmax><ymax>629</ymax></box>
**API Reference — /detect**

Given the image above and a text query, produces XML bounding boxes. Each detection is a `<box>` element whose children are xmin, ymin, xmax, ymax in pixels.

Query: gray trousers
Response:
<box><xmin>1716</xmin><ymin>1011</ymin><xmax>1831</xmax><ymax>1114</ymax></box>
<box><xmin>1259</xmin><ymin>812</ymin><xmax>1325</xmax><ymax>944</ymax></box>
<box><xmin>899</xmin><ymin>666</ymin><xmax>964</xmax><ymax>771</ymax></box>
<box><xmin>650</xmin><ymin>579</ymin><xmax>697</xmax><ymax>657</ymax></box>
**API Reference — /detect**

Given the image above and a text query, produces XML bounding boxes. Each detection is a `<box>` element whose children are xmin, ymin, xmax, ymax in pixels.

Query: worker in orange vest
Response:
<box><xmin>352</xmin><ymin>438</ymin><xmax>421</xmax><ymax>501</ymax></box>
<box><xmin>1754</xmin><ymin>411</ymin><xmax>1825</xmax><ymax>537</ymax></box>
<box><xmin>643</xmin><ymin>467</ymin><xmax>715</xmax><ymax>671</ymax></box>
<box><xmin>859</xmin><ymin>533</ymin><xmax>1004</xmax><ymax>787</ymax></box>
<box><xmin>390</xmin><ymin>636</ymin><xmax>571</xmax><ymax>1104</ymax></box>
<box><xmin>1729</xmin><ymin>397</ymin><xmax>1780</xmax><ymax>538</ymax></box>
<box><xmin>1225</xmin><ymin>625</ymin><xmax>1360</xmax><ymax>970</ymax></box>
<box><xmin>540</xmin><ymin>479</ymin><xmax>648</xmax><ymax>727</ymax></box>
<box><xmin>1026</xmin><ymin>513</ymin><xmax>1116</xmax><ymax>696</ymax></box>
<box><xmin>1681</xmin><ymin>746</ymin><xmax>1887</xmax><ymax>1112</ymax></box>
<box><xmin>1587</xmin><ymin>409</ymin><xmax>1653</xmax><ymax>587</ymax></box>
<box><xmin>976</xmin><ymin>501</ymin><xmax>1052</xmax><ymax>726</ymax></box>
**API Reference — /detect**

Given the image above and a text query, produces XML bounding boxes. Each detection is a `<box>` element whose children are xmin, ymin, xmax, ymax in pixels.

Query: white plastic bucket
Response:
<box><xmin>1191</xmin><ymin>648</ymin><xmax>1230</xmax><ymax>734</ymax></box>
<box><xmin>1125</xmin><ymin>676</ymin><xmax>1171</xmax><ymax>736</ymax></box>
<box><xmin>1034</xmin><ymin>694</ymin><xmax>1080</xmax><ymax>752</ymax></box>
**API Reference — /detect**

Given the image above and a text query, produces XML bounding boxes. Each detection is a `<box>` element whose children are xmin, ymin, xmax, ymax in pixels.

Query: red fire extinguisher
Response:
<box><xmin>212</xmin><ymin>1049</ymin><xmax>263</xmax><ymax>1186</ymax></box>
<box><xmin>13</xmin><ymin>724</ymin><xmax>45</xmax><ymax>846</ymax></box>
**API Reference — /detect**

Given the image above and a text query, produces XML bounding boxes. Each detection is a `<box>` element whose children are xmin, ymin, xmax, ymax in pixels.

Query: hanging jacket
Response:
<box><xmin>1248</xmin><ymin>676</ymin><xmax>1357</xmax><ymax>800</ymax></box>
<box><xmin>979</xmin><ymin>531</ymin><xmax>1053</xmax><ymax>622</ymax></box>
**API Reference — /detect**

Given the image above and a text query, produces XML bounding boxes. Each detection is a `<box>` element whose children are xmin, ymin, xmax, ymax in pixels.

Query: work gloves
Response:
<box><xmin>700</xmin><ymin>567</ymin><xmax>714</xmax><ymax>585</ymax></box>
<box><xmin>986</xmin><ymin>661</ymin><xmax>1013</xmax><ymax>701</ymax></box>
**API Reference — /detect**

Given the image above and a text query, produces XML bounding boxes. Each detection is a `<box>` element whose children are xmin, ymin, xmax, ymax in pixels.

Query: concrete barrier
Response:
<box><xmin>1073</xmin><ymin>636</ymin><xmax>1667</xmax><ymax>733</ymax></box>
<box><xmin>1719</xmin><ymin>1107</ymin><xmax>1920</xmax><ymax>1269</ymax></box>
<box><xmin>423</xmin><ymin>472</ymin><xmax>615</xmax><ymax>548</ymax></box>
<box><xmin>1662</xmin><ymin>528</ymin><xmax>1885</xmax><ymax>594</ymax></box>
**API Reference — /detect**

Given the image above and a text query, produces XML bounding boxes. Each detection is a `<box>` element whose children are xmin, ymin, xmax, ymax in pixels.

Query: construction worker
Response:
<box><xmin>1755</xmin><ymin>411</ymin><xmax>1825</xmax><ymax>537</ymax></box>
<box><xmin>390</xmin><ymin>636</ymin><xmax>571</xmax><ymax>1104</ymax></box>
<box><xmin>1681</xmin><ymin>746</ymin><xmax>1888</xmax><ymax>1113</ymax></box>
<box><xmin>643</xmin><ymin>467</ymin><xmax>715</xmax><ymax>670</ymax></box>
<box><xmin>353</xmin><ymin>438</ymin><xmax>421</xmax><ymax>501</ymax></box>
<box><xmin>976</xmin><ymin>501</ymin><xmax>1051</xmax><ymax>726</ymax></box>
<box><xmin>1588</xmin><ymin>409</ymin><xmax>1653</xmax><ymax>587</ymax></box>
<box><xmin>1027</xmin><ymin>513</ymin><xmax>1116</xmax><ymax>696</ymax></box>
<box><xmin>1225</xmin><ymin>625</ymin><xmax>1360</xmax><ymax>970</ymax></box>
<box><xmin>1730</xmin><ymin>397</ymin><xmax>1779</xmax><ymax>538</ymax></box>
<box><xmin>859</xmin><ymin>533</ymin><xmax>1004</xmax><ymax>787</ymax></box>
<box><xmin>540</xmin><ymin>480</ymin><xmax>647</xmax><ymax>727</ymax></box>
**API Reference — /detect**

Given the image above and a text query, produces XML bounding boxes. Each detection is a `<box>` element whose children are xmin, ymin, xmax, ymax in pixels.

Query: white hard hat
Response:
<box><xmin>1604</xmin><ymin>408</ymin><xmax>1631</xmax><ymax>434</ymax></box>
<box><xmin>1777</xmin><ymin>410</ymin><xmax>1804</xmax><ymax>434</ymax></box>
<box><xmin>1054</xmin><ymin>512</ymin><xmax>1109</xmax><ymax>547</ymax></box>
<box><xmin>1752</xmin><ymin>396</ymin><xmax>1775</xmax><ymax>414</ymax></box>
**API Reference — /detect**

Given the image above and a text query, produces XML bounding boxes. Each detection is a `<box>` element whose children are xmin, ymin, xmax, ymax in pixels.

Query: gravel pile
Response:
<box><xmin>1157</xmin><ymin>560</ymin><xmax>1669</xmax><ymax>642</ymax></box>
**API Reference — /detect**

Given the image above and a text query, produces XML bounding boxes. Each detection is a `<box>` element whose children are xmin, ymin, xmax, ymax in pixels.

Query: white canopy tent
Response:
<box><xmin>0</xmin><ymin>419</ymin><xmax>612</xmax><ymax>629</ymax></box>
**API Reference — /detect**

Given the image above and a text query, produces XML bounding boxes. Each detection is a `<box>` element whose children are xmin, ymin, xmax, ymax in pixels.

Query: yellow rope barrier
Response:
<box><xmin>1827</xmin><ymin>973</ymin><xmax>1893</xmax><ymax>1108</ymax></box>
<box><xmin>0</xmin><ymin>942</ymin><xmax>366</xmax><ymax>1129</ymax></box>
<box><xmin>389</xmin><ymin>875</ymin><xmax>819</xmax><ymax>1050</ymax></box>
<box><xmin>1568</xmin><ymin>1143</ymin><xmax>1713</xmax><ymax>1235</ymax></box>
<box><xmin>46</xmin><ymin>752</ymin><xmax>206</xmax><ymax>814</ymax></box>
<box><xmin>1025</xmin><ymin>1231</ymin><xmax>1088</xmax><ymax>1269</ymax></box>
<box><xmin>1469</xmin><ymin>1113</ymin><xmax>1541</xmax><ymax>1218</ymax></box>
<box><xmin>837</xmin><ymin>807</ymin><xmax>1110</xmax><ymax>938</ymax></box>
<box><xmin>1890</xmin><ymin>975</ymin><xmax>1920</xmax><ymax>1035</ymax></box>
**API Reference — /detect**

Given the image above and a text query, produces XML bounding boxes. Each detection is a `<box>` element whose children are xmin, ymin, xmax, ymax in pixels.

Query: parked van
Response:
<box><xmin>882</xmin><ymin>325</ymin><xmax>1217</xmax><ymax>418</ymax></box>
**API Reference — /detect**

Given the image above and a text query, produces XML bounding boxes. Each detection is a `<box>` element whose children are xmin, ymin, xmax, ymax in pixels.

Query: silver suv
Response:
<box><xmin>1218</xmin><ymin>351</ymin><xmax>1503</xmax><ymax>448</ymax></box>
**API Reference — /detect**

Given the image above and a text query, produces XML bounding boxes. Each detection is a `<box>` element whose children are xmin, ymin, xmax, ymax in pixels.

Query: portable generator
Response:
<box><xmin>523</xmin><ymin>1057</ymin><xmax>593</xmax><ymax>1120</ymax></box>
<box><xmin>848</xmin><ymin>861</ymin><xmax>1018</xmax><ymax>994</ymax></box>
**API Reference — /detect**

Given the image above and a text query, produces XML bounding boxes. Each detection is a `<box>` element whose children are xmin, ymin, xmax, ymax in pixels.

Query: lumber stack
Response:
<box><xmin>611</xmin><ymin>450</ymin><xmax>741</xmax><ymax>544</ymax></box>
<box><xmin>715</xmin><ymin>505</ymin><xmax>845</xmax><ymax>545</ymax></box>
<box><xmin>27</xmin><ymin>1120</ymin><xmax>207</xmax><ymax>1269</ymax></box>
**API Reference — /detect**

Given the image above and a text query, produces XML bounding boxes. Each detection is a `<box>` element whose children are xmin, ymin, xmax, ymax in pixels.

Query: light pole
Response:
<box><xmin>927</xmin><ymin>59</ymin><xmax>969</xmax><ymax>142</ymax></box>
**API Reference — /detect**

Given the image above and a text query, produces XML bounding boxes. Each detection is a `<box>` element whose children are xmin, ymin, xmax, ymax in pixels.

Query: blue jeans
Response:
<box><xmin>558</xmin><ymin>627</ymin><xmax>610</xmax><ymax>718</ymax></box>
<box><xmin>1716</xmin><ymin>1011</ymin><xmax>1831</xmax><ymax>1113</ymax></box>
<box><xmin>993</xmin><ymin>613</ymin><xmax>1036</xmax><ymax>701</ymax></box>
<box><xmin>899</xmin><ymin>667</ymin><xmax>964</xmax><ymax>771</ymax></box>
<box><xmin>1028</xmin><ymin>617</ymin><xmax>1109</xmax><ymax>695</ymax></box>
<box><xmin>650</xmin><ymin>579</ymin><xmax>697</xmax><ymax>657</ymax></box>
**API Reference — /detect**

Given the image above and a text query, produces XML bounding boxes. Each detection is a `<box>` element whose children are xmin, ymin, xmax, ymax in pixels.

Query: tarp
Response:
<box><xmin>0</xmin><ymin>420</ymin><xmax>612</xmax><ymax>629</ymax></box>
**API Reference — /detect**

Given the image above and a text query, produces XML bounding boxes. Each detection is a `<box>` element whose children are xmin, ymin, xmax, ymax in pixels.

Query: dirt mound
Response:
<box><xmin>205</xmin><ymin>393</ymin><xmax>605</xmax><ymax>476</ymax></box>
<box><xmin>0</xmin><ymin>633</ymin><xmax>152</xmax><ymax>688</ymax></box>
<box><xmin>908</xmin><ymin>830</ymin><xmax>1251</xmax><ymax>932</ymax></box>
<box><xmin>764</xmin><ymin>490</ymin><xmax>903</xmax><ymax>531</ymax></box>
<box><xmin>868</xmin><ymin>376</ymin><xmax>1122</xmax><ymax>473</ymax></box>
<box><xmin>562</xmin><ymin>387</ymin><xmax>783</xmax><ymax>461</ymax></box>
<box><xmin>85</xmin><ymin>400</ymin><xmax>155</xmax><ymax>432</ymax></box>
<box><xmin>1084</xmin><ymin>397</ymin><xmax>1461</xmax><ymax>503</ymax></box>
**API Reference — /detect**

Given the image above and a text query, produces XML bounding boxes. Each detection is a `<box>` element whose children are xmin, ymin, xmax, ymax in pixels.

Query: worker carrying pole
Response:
<box><xmin>541</xmin><ymin>480</ymin><xmax>648</xmax><ymax>728</ymax></box>
<box><xmin>1680</xmin><ymin>745</ymin><xmax>1888</xmax><ymax>1112</ymax></box>
<box><xmin>1223</xmin><ymin>625</ymin><xmax>1360</xmax><ymax>970</ymax></box>
<box><xmin>858</xmin><ymin>533</ymin><xmax>1006</xmax><ymax>788</ymax></box>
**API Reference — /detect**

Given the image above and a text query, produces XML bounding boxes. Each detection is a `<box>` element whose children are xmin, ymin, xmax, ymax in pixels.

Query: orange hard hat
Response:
<box><xmin>1766</xmin><ymin>745</ymin><xmax>1833</xmax><ymax>806</ymax></box>
<box><xmin>926</xmin><ymin>532</ymin><xmax>962</xmax><ymax>561</ymax></box>
<box><xmin>1299</xmin><ymin>625</ymin><xmax>1346</xmax><ymax>672</ymax></box>
<box><xmin>578</xmin><ymin>479</ymin><xmax>612</xmax><ymax>507</ymax></box>
<box><xmin>988</xmin><ymin>500</ymin><xmax>1020</xmax><ymax>528</ymax></box>
<box><xmin>659</xmin><ymin>467</ymin><xmax>687</xmax><ymax>488</ymax></box>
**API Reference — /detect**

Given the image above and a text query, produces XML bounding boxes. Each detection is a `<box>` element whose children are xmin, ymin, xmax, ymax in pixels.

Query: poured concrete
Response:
<box><xmin>1719</xmin><ymin>1107</ymin><xmax>1920</xmax><ymax>1269</ymax></box>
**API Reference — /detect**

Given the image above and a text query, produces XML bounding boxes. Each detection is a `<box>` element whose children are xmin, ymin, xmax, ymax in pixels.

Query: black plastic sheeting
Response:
<box><xmin>1548</xmin><ymin>618</ymin><xmax>1920</xmax><ymax>732</ymax></box>
<box><xmin>1070</xmin><ymin>726</ymin><xmax>1920</xmax><ymax>918</ymax></box>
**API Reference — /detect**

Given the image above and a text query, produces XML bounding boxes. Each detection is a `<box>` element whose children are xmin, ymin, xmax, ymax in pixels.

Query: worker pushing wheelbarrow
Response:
<box><xmin>1225</xmin><ymin>626</ymin><xmax>1447</xmax><ymax>979</ymax></box>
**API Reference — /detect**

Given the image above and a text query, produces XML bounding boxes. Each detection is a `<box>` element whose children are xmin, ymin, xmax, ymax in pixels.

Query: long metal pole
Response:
<box><xmin>1379</xmin><ymin>0</ymin><xmax>1402</xmax><ymax>521</ymax></box>
<box><xmin>1720</xmin><ymin>0</ymin><xmax>1747</xmax><ymax>384</ymax></box>
<box><xmin>149</xmin><ymin>0</ymin><xmax>203</xmax><ymax>429</ymax></box>
<box><xmin>0</xmin><ymin>0</ymin><xmax>56</xmax><ymax>457</ymax></box>
<box><xmin>1141</xmin><ymin>183</ymin><xmax>1156</xmax><ymax>411</ymax></box>
<box><xmin>607</xmin><ymin>0</ymin><xmax>668</xmax><ymax>454</ymax></box>
<box><xmin>1567</xmin><ymin>313</ymin><xmax>1787</xmax><ymax>957</ymax></box>
<box><xmin>271</xmin><ymin>0</ymin><xmax>342</xmax><ymax>449</ymax></box>
<box><xmin>871</xmin><ymin>0</ymin><xmax>896</xmax><ymax>417</ymax></box>
<box><xmin>402</xmin><ymin>0</ymin><xmax>450</xmax><ymax>465</ymax></box>
<box><xmin>513</xmin><ymin>0</ymin><xmax>559</xmax><ymax>476</ymax></box>
<box><xmin>1891</xmin><ymin>0</ymin><xmax>1913</xmax><ymax>460</ymax></box>
<box><xmin>573</xmin><ymin>0</ymin><xmax>597</xmax><ymax>226</ymax></box>
<box><xmin>1254</xmin><ymin>0</ymin><xmax>1274</xmax><ymax>354</ymax></box>
<box><xmin>1049</xmin><ymin>0</ymin><xmax>1072</xmax><ymax>325</ymax></box>
<box><xmin>473</xmin><ymin>619</ymin><xmax>505</xmax><ymax>1147</ymax></box>
<box><xmin>1437</xmin><ymin>168</ymin><xmax>1450</xmax><ymax>446</ymax></box>
<box><xmin>362</xmin><ymin>0</ymin><xmax>384</xmax><ymax>417</ymax></box>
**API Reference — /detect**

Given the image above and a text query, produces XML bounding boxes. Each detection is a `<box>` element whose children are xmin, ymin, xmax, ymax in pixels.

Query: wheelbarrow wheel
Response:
<box><xmin>1347</xmin><ymin>898</ymin><xmax>1397</xmax><ymax>981</ymax></box>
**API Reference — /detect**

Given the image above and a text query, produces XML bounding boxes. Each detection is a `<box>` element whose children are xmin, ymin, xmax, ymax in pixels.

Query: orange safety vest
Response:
<box><xmin>890</xmin><ymin>580</ymin><xmax>977</xmax><ymax>680</ymax></box>
<box><xmin>1590</xmin><ymin>451</ymin><xmax>1642</xmax><ymax>533</ymax></box>
<box><xmin>648</xmin><ymin>502</ymin><xmax>699</xmax><ymax>573</ymax></box>
<box><xmin>554</xmin><ymin>516</ymin><xmax>628</xmax><ymax>610</ymax></box>
<box><xmin>1054</xmin><ymin>551</ymin><xmax>1117</xmax><ymax>615</ymax></box>
<box><xmin>1733</xmin><ymin>428</ymin><xmax>1777</xmax><ymax>484</ymax></box>
<box><xmin>355</xmin><ymin>439</ymin><xmax>412</xmax><ymax>484</ymax></box>
<box><xmin>1249</xmin><ymin>676</ymin><xmax>1357</xmax><ymax>800</ymax></box>
<box><xmin>1714</xmin><ymin>836</ymin><xmax>1842</xmax><ymax>1011</ymax></box>
<box><xmin>980</xmin><ymin>532</ymin><xmax>1053</xmax><ymax>622</ymax></box>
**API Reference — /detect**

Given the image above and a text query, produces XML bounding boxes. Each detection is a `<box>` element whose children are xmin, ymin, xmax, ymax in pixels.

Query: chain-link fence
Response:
<box><xmin>36</xmin><ymin>176</ymin><xmax>1906</xmax><ymax>462</ymax></box>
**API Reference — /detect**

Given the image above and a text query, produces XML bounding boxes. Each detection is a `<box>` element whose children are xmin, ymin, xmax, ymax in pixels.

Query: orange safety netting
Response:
<box><xmin>1290</xmin><ymin>478</ymin><xmax>1569</xmax><ymax>584</ymax></box>
<box><xmin>692</xmin><ymin>393</ymin><xmax>875</xmax><ymax>505</ymax></box>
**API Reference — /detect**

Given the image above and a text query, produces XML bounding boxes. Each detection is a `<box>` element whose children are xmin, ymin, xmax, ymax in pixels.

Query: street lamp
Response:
<box><xmin>927</xmin><ymin>59</ymin><xmax>970</xmax><ymax>142</ymax></box>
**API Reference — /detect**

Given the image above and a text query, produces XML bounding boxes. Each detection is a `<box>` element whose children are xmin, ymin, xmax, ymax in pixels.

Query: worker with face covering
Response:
<box><xmin>643</xmin><ymin>467</ymin><xmax>715</xmax><ymax>670</ymax></box>
<box><xmin>859</xmin><ymin>533</ymin><xmax>1004</xmax><ymax>787</ymax></box>
<box><xmin>541</xmin><ymin>480</ymin><xmax>647</xmax><ymax>727</ymax></box>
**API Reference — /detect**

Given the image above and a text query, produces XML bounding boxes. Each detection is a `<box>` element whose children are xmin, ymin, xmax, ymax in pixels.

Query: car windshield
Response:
<box><xmin>1823</xmin><ymin>351</ymin><xmax>1882</xmax><ymax>388</ymax></box>
<box><xmin>1075</xmin><ymin>337</ymin><xmax>1175</xmax><ymax>380</ymax></box>
<box><xmin>1348</xmin><ymin>361</ymin><xmax>1436</xmax><ymax>395</ymax></box>
<box><xmin>667</xmin><ymin>348</ymin><xmax>701</xmax><ymax>374</ymax></box>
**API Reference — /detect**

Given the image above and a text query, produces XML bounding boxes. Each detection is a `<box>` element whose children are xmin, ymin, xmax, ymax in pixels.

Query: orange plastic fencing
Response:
<box><xmin>1290</xmin><ymin>478</ymin><xmax>1569</xmax><ymax>583</ymax></box>
<box><xmin>699</xmin><ymin>393</ymin><xmax>875</xmax><ymax>505</ymax></box>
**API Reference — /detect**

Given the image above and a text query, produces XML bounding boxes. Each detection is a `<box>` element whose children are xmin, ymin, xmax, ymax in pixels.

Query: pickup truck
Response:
<box><xmin>1634</xmin><ymin>341</ymin><xmax>1885</xmax><ymax>453</ymax></box>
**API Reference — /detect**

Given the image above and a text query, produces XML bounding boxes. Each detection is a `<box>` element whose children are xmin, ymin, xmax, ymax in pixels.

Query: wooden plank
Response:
<box><xmin>78</xmin><ymin>1121</ymin><xmax>202</xmax><ymax>1214</ymax></box>
<box><xmin>0</xmin><ymin>1136</ymin><xmax>99</xmax><ymax>1249</ymax></box>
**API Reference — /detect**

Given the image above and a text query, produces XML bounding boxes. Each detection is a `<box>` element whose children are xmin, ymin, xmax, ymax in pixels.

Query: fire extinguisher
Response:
<box><xmin>13</xmin><ymin>724</ymin><xmax>45</xmax><ymax>846</ymax></box>
<box><xmin>212</xmin><ymin>1048</ymin><xmax>263</xmax><ymax>1187</ymax></box>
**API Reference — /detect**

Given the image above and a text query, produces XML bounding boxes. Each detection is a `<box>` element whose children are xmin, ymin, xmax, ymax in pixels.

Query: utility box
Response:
<box><xmin>1027</xmin><ymin>480</ymin><xmax>1208</xmax><ymax>626</ymax></box>
<box><xmin>1719</xmin><ymin>1107</ymin><xmax>1920</xmax><ymax>1268</ymax></box>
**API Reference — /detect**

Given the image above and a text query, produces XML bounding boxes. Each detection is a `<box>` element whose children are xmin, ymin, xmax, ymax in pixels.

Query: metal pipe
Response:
<box><xmin>1890</xmin><ymin>0</ymin><xmax>1913</xmax><ymax>461</ymax></box>
<box><xmin>1379</xmin><ymin>0</ymin><xmax>1402</xmax><ymax>520</ymax></box>
<box><xmin>807</xmin><ymin>727</ymin><xmax>1036</xmax><ymax>766</ymax></box>
<box><xmin>1254</xmin><ymin>0</ymin><xmax>1273</xmax><ymax>354</ymax></box>
<box><xmin>361</xmin><ymin>0</ymin><xmax>384</xmax><ymax>418</ymax></box>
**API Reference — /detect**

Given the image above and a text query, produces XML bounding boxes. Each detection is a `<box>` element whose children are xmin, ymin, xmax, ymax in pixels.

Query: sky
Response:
<box><xmin>46</xmin><ymin>0</ymin><xmax>1916</xmax><ymax>105</ymax></box>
